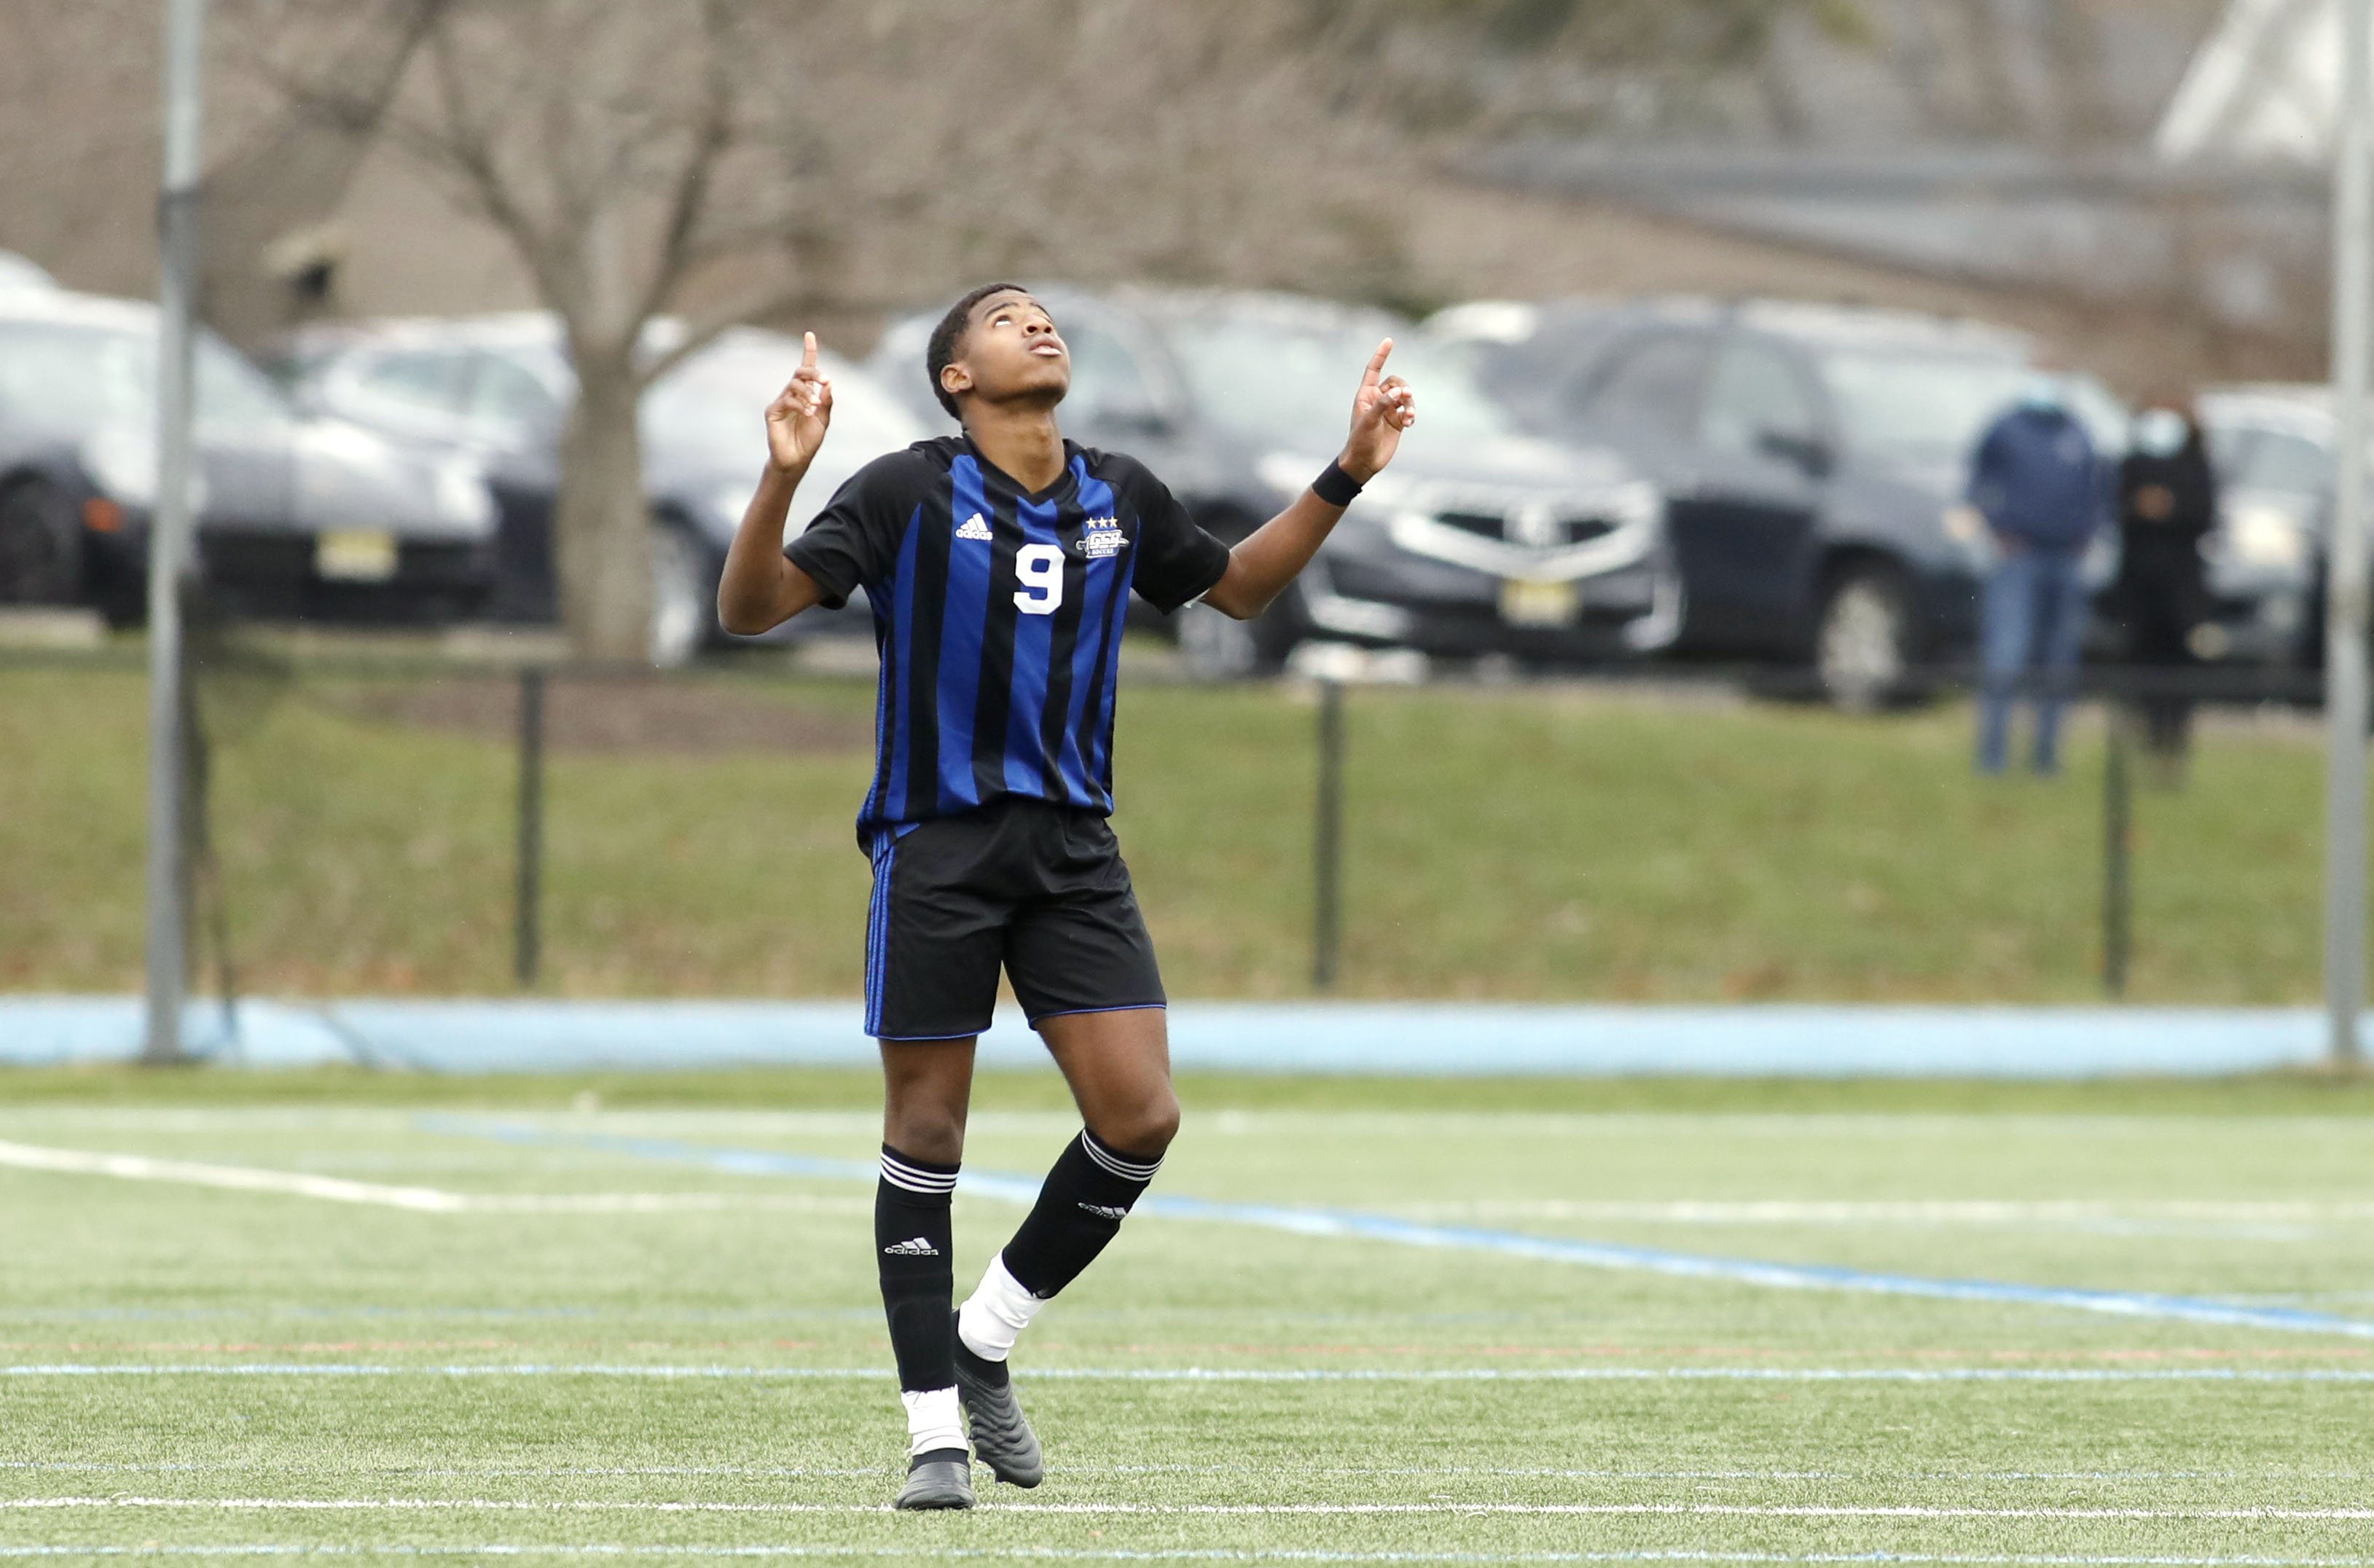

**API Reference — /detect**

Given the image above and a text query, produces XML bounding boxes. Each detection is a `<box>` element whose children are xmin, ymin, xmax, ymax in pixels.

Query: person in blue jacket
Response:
<box><xmin>1967</xmin><ymin>370</ymin><xmax>2107</xmax><ymax>775</ymax></box>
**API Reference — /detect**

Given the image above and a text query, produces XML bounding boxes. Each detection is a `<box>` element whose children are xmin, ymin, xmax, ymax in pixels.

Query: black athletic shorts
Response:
<box><xmin>863</xmin><ymin>796</ymin><xmax>1166</xmax><ymax>1041</ymax></box>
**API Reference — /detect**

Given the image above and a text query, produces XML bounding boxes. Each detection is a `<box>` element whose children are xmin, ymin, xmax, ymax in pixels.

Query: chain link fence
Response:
<box><xmin>0</xmin><ymin>615</ymin><xmax>2350</xmax><ymax>1015</ymax></box>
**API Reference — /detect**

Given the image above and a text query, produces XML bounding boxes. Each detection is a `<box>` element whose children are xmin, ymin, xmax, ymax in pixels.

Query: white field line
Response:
<box><xmin>15</xmin><ymin>1461</ymin><xmax>2350</xmax><ymax>1482</ymax></box>
<box><xmin>0</xmin><ymin>1546</ymin><xmax>2364</xmax><ymax>1556</ymax></box>
<box><xmin>23</xmin><ymin>1134</ymin><xmax>2364</xmax><ymax>1230</ymax></box>
<box><xmin>11</xmin><ymin>1363</ymin><xmax>2374</xmax><ymax>1383</ymax></box>
<box><xmin>8</xmin><ymin>1499</ymin><xmax>2374</xmax><ymax>1520</ymax></box>
<box><xmin>0</xmin><ymin>1140</ymin><xmax>835</xmax><ymax>1213</ymax></box>
<box><xmin>1387</xmin><ymin>1201</ymin><xmax>2374</xmax><ymax>1225</ymax></box>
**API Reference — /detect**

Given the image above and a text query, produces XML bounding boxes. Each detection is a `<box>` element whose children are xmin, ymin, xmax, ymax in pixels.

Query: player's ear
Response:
<box><xmin>941</xmin><ymin>361</ymin><xmax>972</xmax><ymax>401</ymax></box>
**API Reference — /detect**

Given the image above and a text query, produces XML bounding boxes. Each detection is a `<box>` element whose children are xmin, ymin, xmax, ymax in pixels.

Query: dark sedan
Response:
<box><xmin>0</xmin><ymin>290</ymin><xmax>498</xmax><ymax>624</ymax></box>
<box><xmin>1434</xmin><ymin>297</ymin><xmax>2126</xmax><ymax>707</ymax></box>
<box><xmin>871</xmin><ymin>286</ymin><xmax>1680</xmax><ymax>676</ymax></box>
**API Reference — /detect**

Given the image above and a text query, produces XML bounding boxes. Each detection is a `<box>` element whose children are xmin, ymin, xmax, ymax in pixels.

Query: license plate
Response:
<box><xmin>316</xmin><ymin>529</ymin><xmax>397</xmax><ymax>581</ymax></box>
<box><xmin>1498</xmin><ymin>578</ymin><xmax>1577</xmax><ymax>627</ymax></box>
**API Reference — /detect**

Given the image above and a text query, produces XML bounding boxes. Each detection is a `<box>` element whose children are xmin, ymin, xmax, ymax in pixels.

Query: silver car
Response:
<box><xmin>0</xmin><ymin>289</ymin><xmax>496</xmax><ymax>623</ymax></box>
<box><xmin>270</xmin><ymin>313</ymin><xmax>928</xmax><ymax>664</ymax></box>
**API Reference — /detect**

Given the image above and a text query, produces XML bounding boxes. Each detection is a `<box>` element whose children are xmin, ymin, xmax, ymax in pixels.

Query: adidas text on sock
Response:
<box><xmin>876</xmin><ymin>1144</ymin><xmax>958</xmax><ymax>1394</ymax></box>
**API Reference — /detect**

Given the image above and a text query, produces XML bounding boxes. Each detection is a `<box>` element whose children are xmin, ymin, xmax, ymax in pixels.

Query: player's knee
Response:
<box><xmin>1099</xmin><ymin>1091</ymin><xmax>1179</xmax><ymax>1161</ymax></box>
<box><xmin>883</xmin><ymin>1105</ymin><xmax>967</xmax><ymax>1167</ymax></box>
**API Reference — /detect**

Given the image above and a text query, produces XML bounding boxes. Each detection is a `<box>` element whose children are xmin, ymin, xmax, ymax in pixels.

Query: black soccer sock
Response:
<box><xmin>999</xmin><ymin>1129</ymin><xmax>1164</xmax><ymax>1299</ymax></box>
<box><xmin>875</xmin><ymin>1144</ymin><xmax>958</xmax><ymax>1394</ymax></box>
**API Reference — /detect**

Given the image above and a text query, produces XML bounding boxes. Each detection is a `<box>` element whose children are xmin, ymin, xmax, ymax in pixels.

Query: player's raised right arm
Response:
<box><xmin>717</xmin><ymin>332</ymin><xmax>834</xmax><ymax>635</ymax></box>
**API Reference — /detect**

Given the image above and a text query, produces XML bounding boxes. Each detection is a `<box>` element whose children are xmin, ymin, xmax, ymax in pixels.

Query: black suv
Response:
<box><xmin>871</xmin><ymin>286</ymin><xmax>1680</xmax><ymax>675</ymax></box>
<box><xmin>1436</xmin><ymin>298</ymin><xmax>2126</xmax><ymax>706</ymax></box>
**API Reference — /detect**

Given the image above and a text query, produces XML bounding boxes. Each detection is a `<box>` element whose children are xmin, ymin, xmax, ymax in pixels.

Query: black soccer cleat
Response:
<box><xmin>952</xmin><ymin>1315</ymin><xmax>1044</xmax><ymax>1488</ymax></box>
<box><xmin>893</xmin><ymin>1448</ymin><xmax>975</xmax><ymax>1510</ymax></box>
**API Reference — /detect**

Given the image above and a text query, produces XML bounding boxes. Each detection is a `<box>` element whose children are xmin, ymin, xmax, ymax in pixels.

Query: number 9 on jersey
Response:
<box><xmin>1014</xmin><ymin>543</ymin><xmax>1065</xmax><ymax>616</ymax></box>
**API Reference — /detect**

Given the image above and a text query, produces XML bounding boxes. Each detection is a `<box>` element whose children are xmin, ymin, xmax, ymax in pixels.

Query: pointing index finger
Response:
<box><xmin>801</xmin><ymin>331</ymin><xmax>818</xmax><ymax>374</ymax></box>
<box><xmin>1361</xmin><ymin>337</ymin><xmax>1392</xmax><ymax>390</ymax></box>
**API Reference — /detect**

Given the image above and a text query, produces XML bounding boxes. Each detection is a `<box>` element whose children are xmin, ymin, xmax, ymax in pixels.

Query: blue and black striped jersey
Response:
<box><xmin>786</xmin><ymin>436</ymin><xmax>1232</xmax><ymax>844</ymax></box>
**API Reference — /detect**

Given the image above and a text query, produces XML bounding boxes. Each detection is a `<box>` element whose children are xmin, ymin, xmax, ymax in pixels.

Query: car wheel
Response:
<box><xmin>649</xmin><ymin>523</ymin><xmax>710</xmax><ymax>669</ymax></box>
<box><xmin>1178</xmin><ymin>586</ymin><xmax>1308</xmax><ymax>681</ymax></box>
<box><xmin>1178</xmin><ymin>601</ymin><xmax>1258</xmax><ymax>681</ymax></box>
<box><xmin>0</xmin><ymin>480</ymin><xmax>85</xmax><ymax>604</ymax></box>
<box><xmin>1814</xmin><ymin>565</ymin><xmax>1915</xmax><ymax>713</ymax></box>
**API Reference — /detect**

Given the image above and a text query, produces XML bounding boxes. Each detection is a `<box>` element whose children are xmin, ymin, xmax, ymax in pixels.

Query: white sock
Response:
<box><xmin>956</xmin><ymin>1252</ymin><xmax>1045</xmax><ymax>1363</ymax></box>
<box><xmin>901</xmin><ymin>1385</ymin><xmax>964</xmax><ymax>1457</ymax></box>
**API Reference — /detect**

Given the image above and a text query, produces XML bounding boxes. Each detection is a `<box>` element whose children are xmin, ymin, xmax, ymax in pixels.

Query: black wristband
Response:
<box><xmin>1312</xmin><ymin>460</ymin><xmax>1363</xmax><ymax>509</ymax></box>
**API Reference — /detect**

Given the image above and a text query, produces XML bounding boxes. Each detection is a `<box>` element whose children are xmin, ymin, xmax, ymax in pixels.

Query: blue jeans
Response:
<box><xmin>1977</xmin><ymin>546</ymin><xmax>2088</xmax><ymax>775</ymax></box>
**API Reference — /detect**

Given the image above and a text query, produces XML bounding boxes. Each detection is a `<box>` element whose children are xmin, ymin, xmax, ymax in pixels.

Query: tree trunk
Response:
<box><xmin>553</xmin><ymin>350</ymin><xmax>651</xmax><ymax>662</ymax></box>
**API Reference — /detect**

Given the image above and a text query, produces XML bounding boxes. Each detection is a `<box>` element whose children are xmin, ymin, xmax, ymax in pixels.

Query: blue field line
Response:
<box><xmin>0</xmin><ymin>1546</ymin><xmax>2364</xmax><ymax>1556</ymax></box>
<box><xmin>7</xmin><ymin>1364</ymin><xmax>2374</xmax><ymax>1383</ymax></box>
<box><xmin>415</xmin><ymin>1116</ymin><xmax>2374</xmax><ymax>1344</ymax></box>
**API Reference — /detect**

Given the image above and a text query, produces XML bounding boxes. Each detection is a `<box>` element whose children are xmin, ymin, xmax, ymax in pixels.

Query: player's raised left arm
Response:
<box><xmin>1200</xmin><ymin>339</ymin><xmax>1415</xmax><ymax>620</ymax></box>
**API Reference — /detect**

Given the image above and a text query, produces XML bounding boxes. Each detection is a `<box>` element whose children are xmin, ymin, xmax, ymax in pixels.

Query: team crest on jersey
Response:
<box><xmin>955</xmin><ymin>512</ymin><xmax>992</xmax><ymax>541</ymax></box>
<box><xmin>1080</xmin><ymin>517</ymin><xmax>1125</xmax><ymax>559</ymax></box>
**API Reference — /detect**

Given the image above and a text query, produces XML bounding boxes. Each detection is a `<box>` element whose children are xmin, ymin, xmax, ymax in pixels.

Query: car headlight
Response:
<box><xmin>1254</xmin><ymin>450</ymin><xmax>1411</xmax><ymax>511</ymax></box>
<box><xmin>1607</xmin><ymin>478</ymin><xmax>1663</xmax><ymax>533</ymax></box>
<box><xmin>82</xmin><ymin>428</ymin><xmax>157</xmax><ymax>507</ymax></box>
<box><xmin>434</xmin><ymin>457</ymin><xmax>495</xmax><ymax>529</ymax></box>
<box><xmin>2225</xmin><ymin>504</ymin><xmax>2308</xmax><ymax>571</ymax></box>
<box><xmin>1255</xmin><ymin>451</ymin><xmax>1331</xmax><ymax>503</ymax></box>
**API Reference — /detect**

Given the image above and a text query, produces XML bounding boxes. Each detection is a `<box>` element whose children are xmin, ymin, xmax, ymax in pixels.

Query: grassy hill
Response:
<box><xmin>0</xmin><ymin>655</ymin><xmax>2338</xmax><ymax>1003</ymax></box>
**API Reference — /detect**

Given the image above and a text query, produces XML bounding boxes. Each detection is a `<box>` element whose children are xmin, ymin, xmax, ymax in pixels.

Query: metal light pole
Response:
<box><xmin>2327</xmin><ymin>0</ymin><xmax>2374</xmax><ymax>1069</ymax></box>
<box><xmin>142</xmin><ymin>0</ymin><xmax>208</xmax><ymax>1065</ymax></box>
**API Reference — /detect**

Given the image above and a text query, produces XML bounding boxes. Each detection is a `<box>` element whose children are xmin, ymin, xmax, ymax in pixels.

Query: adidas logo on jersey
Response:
<box><xmin>1081</xmin><ymin>517</ymin><xmax>1124</xmax><ymax>559</ymax></box>
<box><xmin>955</xmin><ymin>513</ymin><xmax>992</xmax><ymax>541</ymax></box>
<box><xmin>1076</xmin><ymin>1202</ymin><xmax>1129</xmax><ymax>1220</ymax></box>
<box><xmin>882</xmin><ymin>1236</ymin><xmax>940</xmax><ymax>1257</ymax></box>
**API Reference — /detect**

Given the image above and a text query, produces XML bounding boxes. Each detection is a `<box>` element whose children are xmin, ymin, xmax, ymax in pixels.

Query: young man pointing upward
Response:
<box><xmin>716</xmin><ymin>286</ymin><xmax>1415</xmax><ymax>1510</ymax></box>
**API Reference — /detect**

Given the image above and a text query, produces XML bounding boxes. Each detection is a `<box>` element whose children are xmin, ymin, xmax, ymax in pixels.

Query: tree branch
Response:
<box><xmin>634</xmin><ymin>277</ymin><xmax>816</xmax><ymax>387</ymax></box>
<box><xmin>627</xmin><ymin>0</ymin><xmax>743</xmax><ymax>330</ymax></box>
<box><xmin>402</xmin><ymin>17</ymin><xmax>581</xmax><ymax>315</ymax></box>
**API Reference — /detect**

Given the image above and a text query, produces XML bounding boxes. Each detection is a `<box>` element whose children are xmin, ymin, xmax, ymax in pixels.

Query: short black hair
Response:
<box><xmin>925</xmin><ymin>282</ymin><xmax>1029</xmax><ymax>420</ymax></box>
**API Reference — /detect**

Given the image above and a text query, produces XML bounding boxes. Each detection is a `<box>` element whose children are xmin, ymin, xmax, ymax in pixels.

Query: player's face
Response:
<box><xmin>948</xmin><ymin>291</ymin><xmax>1069</xmax><ymax>409</ymax></box>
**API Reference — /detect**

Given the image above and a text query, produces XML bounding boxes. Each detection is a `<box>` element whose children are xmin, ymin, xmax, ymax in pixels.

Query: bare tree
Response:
<box><xmin>205</xmin><ymin>0</ymin><xmax>445</xmax><ymax>343</ymax></box>
<box><xmin>256</xmin><ymin>0</ymin><xmax>823</xmax><ymax>660</ymax></box>
<box><xmin>254</xmin><ymin>0</ymin><xmax>1415</xmax><ymax>659</ymax></box>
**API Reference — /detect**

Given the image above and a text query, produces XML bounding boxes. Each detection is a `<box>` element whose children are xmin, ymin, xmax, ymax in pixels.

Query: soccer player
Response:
<box><xmin>715</xmin><ymin>285</ymin><xmax>1415</xmax><ymax>1510</ymax></box>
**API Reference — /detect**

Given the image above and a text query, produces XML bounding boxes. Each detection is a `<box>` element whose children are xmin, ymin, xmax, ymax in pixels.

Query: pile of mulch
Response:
<box><xmin>329</xmin><ymin>675</ymin><xmax>871</xmax><ymax>756</ymax></box>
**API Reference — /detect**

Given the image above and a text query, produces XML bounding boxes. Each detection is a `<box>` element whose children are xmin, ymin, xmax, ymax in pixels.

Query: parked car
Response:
<box><xmin>1433</xmin><ymin>297</ymin><xmax>2129</xmax><ymax>707</ymax></box>
<box><xmin>871</xmin><ymin>286</ymin><xmax>1680</xmax><ymax>675</ymax></box>
<box><xmin>0</xmin><ymin>289</ymin><xmax>498</xmax><ymax>623</ymax></box>
<box><xmin>2193</xmin><ymin>384</ymin><xmax>2337</xmax><ymax>668</ymax></box>
<box><xmin>267</xmin><ymin>314</ymin><xmax>928</xmax><ymax>664</ymax></box>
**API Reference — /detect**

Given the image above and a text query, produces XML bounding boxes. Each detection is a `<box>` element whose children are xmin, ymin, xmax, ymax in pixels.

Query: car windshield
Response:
<box><xmin>0</xmin><ymin>320</ymin><xmax>289</xmax><ymax>435</ymax></box>
<box><xmin>643</xmin><ymin>337</ymin><xmax>914</xmax><ymax>463</ymax></box>
<box><xmin>1816</xmin><ymin>348</ymin><xmax>2038</xmax><ymax>466</ymax></box>
<box><xmin>1157</xmin><ymin>312</ymin><xmax>1518</xmax><ymax>448</ymax></box>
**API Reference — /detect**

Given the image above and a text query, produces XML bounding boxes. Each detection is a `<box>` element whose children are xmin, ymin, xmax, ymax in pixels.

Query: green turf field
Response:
<box><xmin>3</xmin><ymin>1072</ymin><xmax>2370</xmax><ymax>1563</ymax></box>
